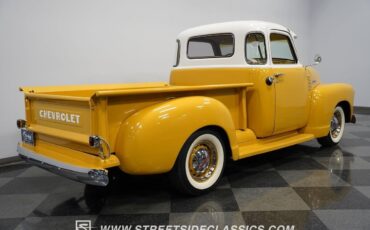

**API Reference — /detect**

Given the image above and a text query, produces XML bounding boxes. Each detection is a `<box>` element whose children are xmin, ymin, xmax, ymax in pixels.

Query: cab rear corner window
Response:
<box><xmin>173</xmin><ymin>40</ymin><xmax>180</xmax><ymax>67</ymax></box>
<box><xmin>187</xmin><ymin>34</ymin><xmax>234</xmax><ymax>59</ymax></box>
<box><xmin>246</xmin><ymin>33</ymin><xmax>267</xmax><ymax>65</ymax></box>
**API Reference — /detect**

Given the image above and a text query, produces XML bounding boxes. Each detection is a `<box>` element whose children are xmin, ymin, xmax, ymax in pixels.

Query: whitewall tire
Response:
<box><xmin>318</xmin><ymin>106</ymin><xmax>346</xmax><ymax>147</ymax></box>
<box><xmin>170</xmin><ymin>129</ymin><xmax>226</xmax><ymax>195</ymax></box>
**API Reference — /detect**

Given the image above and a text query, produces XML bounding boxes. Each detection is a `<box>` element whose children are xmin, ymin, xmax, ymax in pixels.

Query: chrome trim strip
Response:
<box><xmin>17</xmin><ymin>144</ymin><xmax>109</xmax><ymax>186</ymax></box>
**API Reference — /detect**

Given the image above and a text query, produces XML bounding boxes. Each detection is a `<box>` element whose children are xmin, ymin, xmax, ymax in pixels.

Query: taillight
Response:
<box><xmin>89</xmin><ymin>136</ymin><xmax>101</xmax><ymax>148</ymax></box>
<box><xmin>17</xmin><ymin>119</ymin><xmax>26</xmax><ymax>129</ymax></box>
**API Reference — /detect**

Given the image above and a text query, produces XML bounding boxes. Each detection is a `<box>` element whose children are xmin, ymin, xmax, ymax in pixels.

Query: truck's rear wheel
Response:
<box><xmin>317</xmin><ymin>106</ymin><xmax>345</xmax><ymax>147</ymax></box>
<box><xmin>170</xmin><ymin>129</ymin><xmax>225</xmax><ymax>195</ymax></box>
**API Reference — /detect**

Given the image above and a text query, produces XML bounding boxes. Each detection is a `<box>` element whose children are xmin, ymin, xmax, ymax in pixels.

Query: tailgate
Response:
<box><xmin>26</xmin><ymin>94</ymin><xmax>93</xmax><ymax>145</ymax></box>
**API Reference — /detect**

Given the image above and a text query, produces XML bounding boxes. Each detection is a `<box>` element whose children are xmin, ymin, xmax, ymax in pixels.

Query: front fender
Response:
<box><xmin>302</xmin><ymin>83</ymin><xmax>354</xmax><ymax>137</ymax></box>
<box><xmin>114</xmin><ymin>96</ymin><xmax>237</xmax><ymax>174</ymax></box>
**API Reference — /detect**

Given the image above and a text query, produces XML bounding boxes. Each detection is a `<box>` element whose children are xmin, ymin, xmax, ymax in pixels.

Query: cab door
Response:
<box><xmin>269</xmin><ymin>32</ymin><xmax>310</xmax><ymax>134</ymax></box>
<box><xmin>245</xmin><ymin>32</ymin><xmax>276</xmax><ymax>137</ymax></box>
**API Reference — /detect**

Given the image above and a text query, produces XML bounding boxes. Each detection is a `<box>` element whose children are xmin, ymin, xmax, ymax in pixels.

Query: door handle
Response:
<box><xmin>266</xmin><ymin>73</ymin><xmax>284</xmax><ymax>85</ymax></box>
<box><xmin>274</xmin><ymin>73</ymin><xmax>284</xmax><ymax>78</ymax></box>
<box><xmin>265</xmin><ymin>76</ymin><xmax>275</xmax><ymax>86</ymax></box>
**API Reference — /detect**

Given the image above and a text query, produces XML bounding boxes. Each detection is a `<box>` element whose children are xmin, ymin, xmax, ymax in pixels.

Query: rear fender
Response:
<box><xmin>114</xmin><ymin>96</ymin><xmax>237</xmax><ymax>174</ymax></box>
<box><xmin>302</xmin><ymin>83</ymin><xmax>354</xmax><ymax>137</ymax></box>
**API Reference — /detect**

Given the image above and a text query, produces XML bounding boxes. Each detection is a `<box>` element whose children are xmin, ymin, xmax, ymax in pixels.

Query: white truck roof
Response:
<box><xmin>175</xmin><ymin>21</ymin><xmax>298</xmax><ymax>68</ymax></box>
<box><xmin>177</xmin><ymin>21</ymin><xmax>293</xmax><ymax>40</ymax></box>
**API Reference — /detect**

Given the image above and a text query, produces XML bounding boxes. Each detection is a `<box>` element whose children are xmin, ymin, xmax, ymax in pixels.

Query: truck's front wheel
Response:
<box><xmin>317</xmin><ymin>106</ymin><xmax>345</xmax><ymax>147</ymax></box>
<box><xmin>170</xmin><ymin>129</ymin><xmax>225</xmax><ymax>195</ymax></box>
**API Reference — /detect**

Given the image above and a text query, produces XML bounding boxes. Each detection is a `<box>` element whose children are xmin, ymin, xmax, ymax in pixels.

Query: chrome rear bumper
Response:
<box><xmin>17</xmin><ymin>144</ymin><xmax>109</xmax><ymax>186</ymax></box>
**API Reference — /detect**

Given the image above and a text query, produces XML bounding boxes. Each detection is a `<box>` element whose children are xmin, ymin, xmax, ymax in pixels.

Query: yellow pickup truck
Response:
<box><xmin>17</xmin><ymin>21</ymin><xmax>355</xmax><ymax>195</ymax></box>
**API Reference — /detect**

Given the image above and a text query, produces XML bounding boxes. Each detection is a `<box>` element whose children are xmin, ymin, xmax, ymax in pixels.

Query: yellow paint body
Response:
<box><xmin>19</xmin><ymin>66</ymin><xmax>354</xmax><ymax>175</ymax></box>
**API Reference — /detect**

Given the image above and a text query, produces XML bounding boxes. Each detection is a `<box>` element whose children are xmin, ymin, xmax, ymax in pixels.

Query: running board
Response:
<box><xmin>238</xmin><ymin>133</ymin><xmax>315</xmax><ymax>160</ymax></box>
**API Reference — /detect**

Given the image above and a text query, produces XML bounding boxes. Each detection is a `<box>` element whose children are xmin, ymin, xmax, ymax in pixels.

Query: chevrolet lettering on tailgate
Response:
<box><xmin>16</xmin><ymin>21</ymin><xmax>356</xmax><ymax>195</ymax></box>
<box><xmin>39</xmin><ymin>110</ymin><xmax>81</xmax><ymax>124</ymax></box>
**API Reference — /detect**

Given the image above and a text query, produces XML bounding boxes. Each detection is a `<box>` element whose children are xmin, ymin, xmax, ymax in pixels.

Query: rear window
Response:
<box><xmin>187</xmin><ymin>34</ymin><xmax>234</xmax><ymax>59</ymax></box>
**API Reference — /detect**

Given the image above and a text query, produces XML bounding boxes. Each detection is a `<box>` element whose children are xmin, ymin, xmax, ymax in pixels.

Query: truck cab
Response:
<box><xmin>172</xmin><ymin>21</ymin><xmax>320</xmax><ymax>137</ymax></box>
<box><xmin>17</xmin><ymin>21</ymin><xmax>355</xmax><ymax>195</ymax></box>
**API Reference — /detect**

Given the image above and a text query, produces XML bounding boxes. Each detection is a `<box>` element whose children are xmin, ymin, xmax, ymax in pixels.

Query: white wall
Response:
<box><xmin>0</xmin><ymin>0</ymin><xmax>349</xmax><ymax>159</ymax></box>
<box><xmin>310</xmin><ymin>0</ymin><xmax>370</xmax><ymax>107</ymax></box>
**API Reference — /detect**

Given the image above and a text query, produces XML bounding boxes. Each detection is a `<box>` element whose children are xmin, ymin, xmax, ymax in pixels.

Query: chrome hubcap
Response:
<box><xmin>192</xmin><ymin>148</ymin><xmax>210</xmax><ymax>172</ymax></box>
<box><xmin>330</xmin><ymin>110</ymin><xmax>342</xmax><ymax>138</ymax></box>
<box><xmin>188</xmin><ymin>141</ymin><xmax>218</xmax><ymax>182</ymax></box>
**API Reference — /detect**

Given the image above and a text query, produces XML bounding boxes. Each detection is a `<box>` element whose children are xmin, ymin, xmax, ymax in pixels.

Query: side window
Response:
<box><xmin>187</xmin><ymin>34</ymin><xmax>234</xmax><ymax>59</ymax></box>
<box><xmin>270</xmin><ymin>33</ymin><xmax>297</xmax><ymax>64</ymax></box>
<box><xmin>246</xmin><ymin>33</ymin><xmax>267</xmax><ymax>65</ymax></box>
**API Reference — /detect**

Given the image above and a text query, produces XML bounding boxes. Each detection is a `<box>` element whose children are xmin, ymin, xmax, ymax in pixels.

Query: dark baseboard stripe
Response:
<box><xmin>0</xmin><ymin>156</ymin><xmax>21</xmax><ymax>166</ymax></box>
<box><xmin>355</xmin><ymin>106</ymin><xmax>370</xmax><ymax>115</ymax></box>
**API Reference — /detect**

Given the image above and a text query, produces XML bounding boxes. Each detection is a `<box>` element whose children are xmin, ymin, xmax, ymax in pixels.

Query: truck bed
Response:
<box><xmin>21</xmin><ymin>81</ymin><xmax>253</xmax><ymax>157</ymax></box>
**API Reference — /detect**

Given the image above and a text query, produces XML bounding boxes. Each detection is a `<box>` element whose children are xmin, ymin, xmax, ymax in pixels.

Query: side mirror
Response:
<box><xmin>314</xmin><ymin>55</ymin><xmax>322</xmax><ymax>65</ymax></box>
<box><xmin>306</xmin><ymin>54</ymin><xmax>322</xmax><ymax>68</ymax></box>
